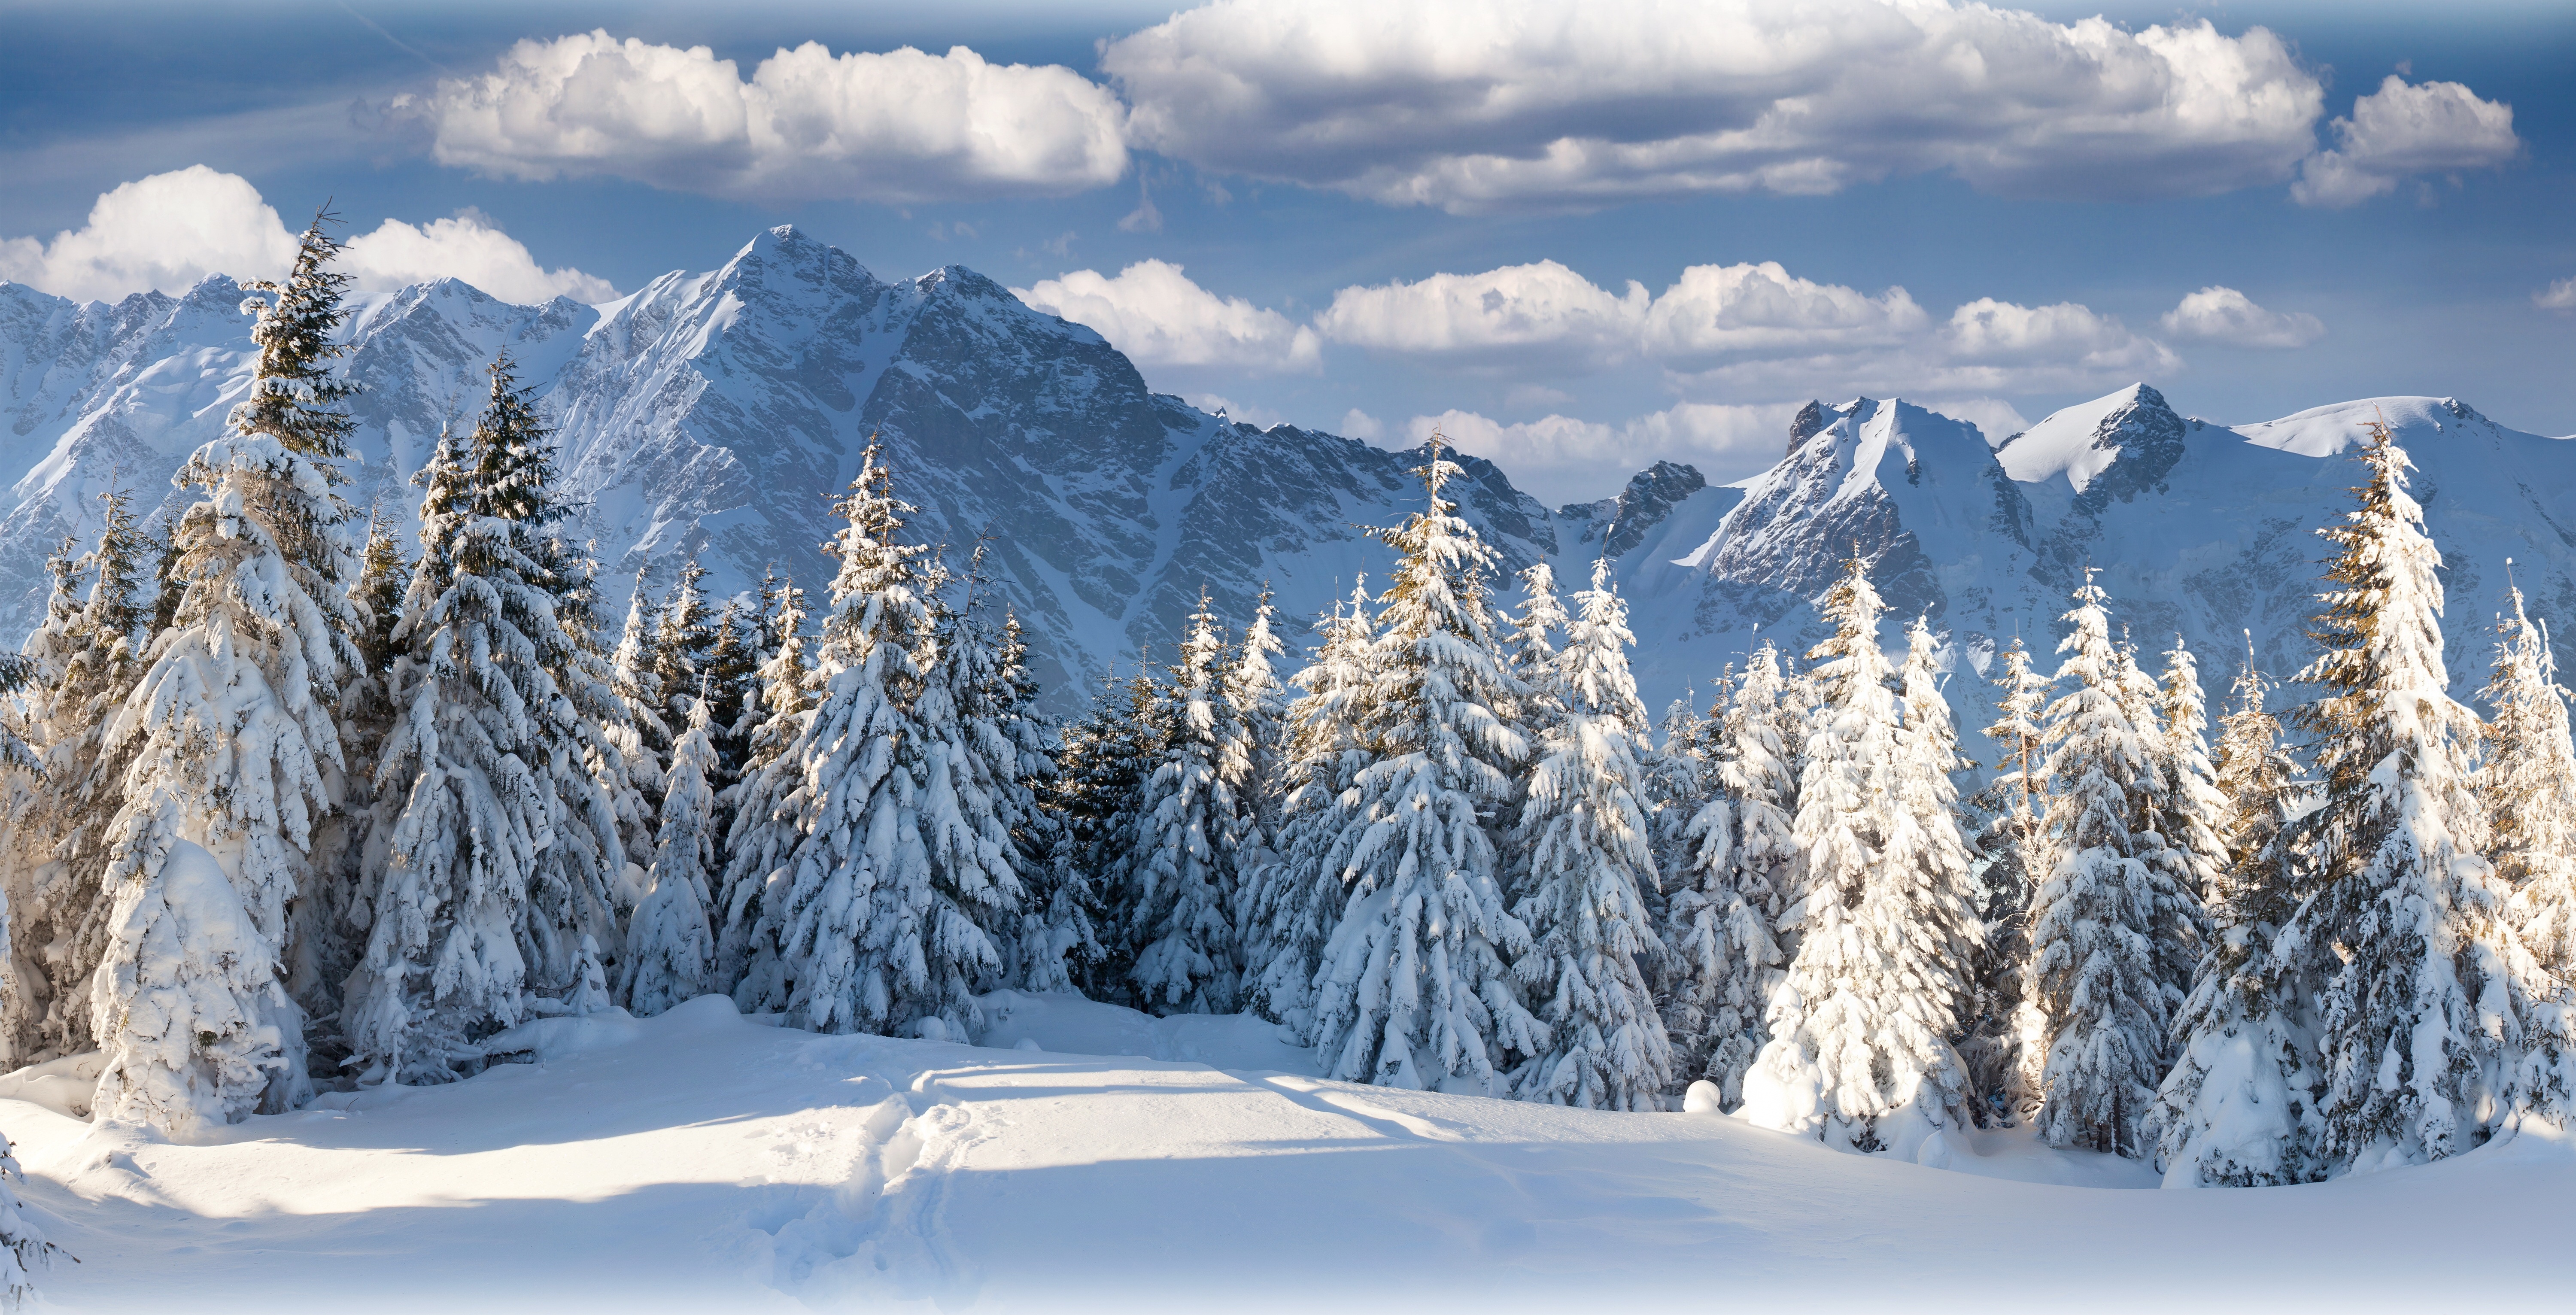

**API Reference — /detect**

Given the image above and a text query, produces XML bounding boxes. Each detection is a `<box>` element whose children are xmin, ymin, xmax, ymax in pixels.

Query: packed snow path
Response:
<box><xmin>5</xmin><ymin>993</ymin><xmax>2572</xmax><ymax>1312</ymax></box>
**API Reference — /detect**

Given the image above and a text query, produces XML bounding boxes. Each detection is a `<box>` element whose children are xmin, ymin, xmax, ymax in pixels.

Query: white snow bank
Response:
<box><xmin>0</xmin><ymin>994</ymin><xmax>2566</xmax><ymax>1312</ymax></box>
<box><xmin>972</xmin><ymin>989</ymin><xmax>1317</xmax><ymax>1073</ymax></box>
<box><xmin>0</xmin><ymin>1053</ymin><xmax>101</xmax><ymax>1121</ymax></box>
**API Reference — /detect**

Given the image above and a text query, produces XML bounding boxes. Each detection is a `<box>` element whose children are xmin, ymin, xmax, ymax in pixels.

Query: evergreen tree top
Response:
<box><xmin>467</xmin><ymin>352</ymin><xmax>565</xmax><ymax>528</ymax></box>
<box><xmin>231</xmin><ymin>208</ymin><xmax>358</xmax><ymax>464</ymax></box>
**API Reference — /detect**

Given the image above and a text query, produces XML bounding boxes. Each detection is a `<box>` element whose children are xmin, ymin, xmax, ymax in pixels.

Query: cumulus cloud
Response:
<box><xmin>1101</xmin><ymin>0</ymin><xmax>2330</xmax><ymax>211</ymax></box>
<box><xmin>1405</xmin><ymin>401</ymin><xmax>1796</xmax><ymax>486</ymax></box>
<box><xmin>0</xmin><ymin>166</ymin><xmax>298</xmax><ymax>304</ymax></box>
<box><xmin>0</xmin><ymin>167</ymin><xmax>615</xmax><ymax>306</ymax></box>
<box><xmin>2158</xmin><ymin>285</ymin><xmax>2324</xmax><ymax>348</ymax></box>
<box><xmin>2292</xmin><ymin>75</ymin><xmax>2518</xmax><ymax>207</ymax></box>
<box><xmin>1315</xmin><ymin>261</ymin><xmax>1648</xmax><ymax>371</ymax></box>
<box><xmin>1015</xmin><ymin>261</ymin><xmax>1320</xmax><ymax>373</ymax></box>
<box><xmin>342</xmin><ymin>213</ymin><xmax>619</xmax><ymax>304</ymax></box>
<box><xmin>2538</xmin><ymin>277</ymin><xmax>2576</xmax><ymax>313</ymax></box>
<box><xmin>1639</xmin><ymin>261</ymin><xmax>1925</xmax><ymax>366</ymax></box>
<box><xmin>1315</xmin><ymin>257</ymin><xmax>2175</xmax><ymax>395</ymax></box>
<box><xmin>416</xmin><ymin>31</ymin><xmax>1127</xmax><ymax>204</ymax></box>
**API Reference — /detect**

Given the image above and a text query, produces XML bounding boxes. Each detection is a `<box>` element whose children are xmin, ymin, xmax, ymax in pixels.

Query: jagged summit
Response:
<box><xmin>4</xmin><ymin>231</ymin><xmax>2574</xmax><ymax>726</ymax></box>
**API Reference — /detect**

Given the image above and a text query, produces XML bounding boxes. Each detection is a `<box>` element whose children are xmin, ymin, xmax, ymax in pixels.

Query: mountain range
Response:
<box><xmin>6</xmin><ymin>225</ymin><xmax>2572</xmax><ymax>735</ymax></box>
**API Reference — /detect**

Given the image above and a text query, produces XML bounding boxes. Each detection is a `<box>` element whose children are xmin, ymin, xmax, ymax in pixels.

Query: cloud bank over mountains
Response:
<box><xmin>367</xmin><ymin>2</ymin><xmax>2517</xmax><ymax>213</ymax></box>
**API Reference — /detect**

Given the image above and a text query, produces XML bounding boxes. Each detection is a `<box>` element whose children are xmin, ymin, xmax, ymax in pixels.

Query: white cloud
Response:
<box><xmin>1639</xmin><ymin>261</ymin><xmax>1925</xmax><ymax>366</ymax></box>
<box><xmin>2158</xmin><ymin>285</ymin><xmax>2324</xmax><ymax>348</ymax></box>
<box><xmin>342</xmin><ymin>212</ymin><xmax>619</xmax><ymax>304</ymax></box>
<box><xmin>1404</xmin><ymin>401</ymin><xmax>1795</xmax><ymax>486</ymax></box>
<box><xmin>1102</xmin><ymin>1</ymin><xmax>2330</xmax><ymax>211</ymax></box>
<box><xmin>1315</xmin><ymin>261</ymin><xmax>1647</xmax><ymax>371</ymax></box>
<box><xmin>416</xmin><ymin>31</ymin><xmax>1128</xmax><ymax>204</ymax></box>
<box><xmin>0</xmin><ymin>166</ymin><xmax>297</xmax><ymax>303</ymax></box>
<box><xmin>1937</xmin><ymin>300</ymin><xmax>2163</xmax><ymax>366</ymax></box>
<box><xmin>1315</xmin><ymin>257</ymin><xmax>2175</xmax><ymax>395</ymax></box>
<box><xmin>2538</xmin><ymin>276</ymin><xmax>2576</xmax><ymax>313</ymax></box>
<box><xmin>1339</xmin><ymin>408</ymin><xmax>1386</xmax><ymax>440</ymax></box>
<box><xmin>1186</xmin><ymin>393</ymin><xmax>1290</xmax><ymax>429</ymax></box>
<box><xmin>0</xmin><ymin>167</ymin><xmax>616</xmax><ymax>307</ymax></box>
<box><xmin>1925</xmin><ymin>398</ymin><xmax>2032</xmax><ymax>446</ymax></box>
<box><xmin>2293</xmin><ymin>75</ymin><xmax>2518</xmax><ymax>207</ymax></box>
<box><xmin>1015</xmin><ymin>261</ymin><xmax>1320</xmax><ymax>373</ymax></box>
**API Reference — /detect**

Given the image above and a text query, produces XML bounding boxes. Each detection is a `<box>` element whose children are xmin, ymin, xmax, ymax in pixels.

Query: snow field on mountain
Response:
<box><xmin>4</xmin><ymin>993</ymin><xmax>2570</xmax><ymax>1312</ymax></box>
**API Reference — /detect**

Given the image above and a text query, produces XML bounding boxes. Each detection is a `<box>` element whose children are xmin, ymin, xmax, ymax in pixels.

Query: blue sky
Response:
<box><xmin>5</xmin><ymin>0</ymin><xmax>2570</xmax><ymax>500</ymax></box>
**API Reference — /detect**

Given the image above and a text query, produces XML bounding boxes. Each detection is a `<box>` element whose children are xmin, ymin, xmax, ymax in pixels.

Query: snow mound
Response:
<box><xmin>1992</xmin><ymin>382</ymin><xmax>2148</xmax><ymax>486</ymax></box>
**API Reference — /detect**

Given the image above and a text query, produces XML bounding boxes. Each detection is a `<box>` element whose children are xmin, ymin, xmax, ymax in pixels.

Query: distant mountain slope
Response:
<box><xmin>5</xmin><ymin>229</ymin><xmax>2570</xmax><ymax>729</ymax></box>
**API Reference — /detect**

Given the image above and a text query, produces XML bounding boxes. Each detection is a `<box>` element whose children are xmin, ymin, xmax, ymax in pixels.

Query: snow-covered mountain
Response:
<box><xmin>5</xmin><ymin>227</ymin><xmax>2571</xmax><ymax>726</ymax></box>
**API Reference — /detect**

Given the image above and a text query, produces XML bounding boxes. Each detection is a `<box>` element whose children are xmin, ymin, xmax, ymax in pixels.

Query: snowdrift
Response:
<box><xmin>3</xmin><ymin>993</ymin><xmax>2570</xmax><ymax>1312</ymax></box>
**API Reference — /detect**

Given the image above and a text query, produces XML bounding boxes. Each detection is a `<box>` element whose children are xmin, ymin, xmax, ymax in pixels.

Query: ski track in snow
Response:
<box><xmin>2</xmin><ymin>993</ymin><xmax>2573</xmax><ymax>1312</ymax></box>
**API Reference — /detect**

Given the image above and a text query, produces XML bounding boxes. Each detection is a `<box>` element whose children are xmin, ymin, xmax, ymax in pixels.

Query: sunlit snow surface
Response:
<box><xmin>7</xmin><ymin>994</ymin><xmax>2572</xmax><ymax>1312</ymax></box>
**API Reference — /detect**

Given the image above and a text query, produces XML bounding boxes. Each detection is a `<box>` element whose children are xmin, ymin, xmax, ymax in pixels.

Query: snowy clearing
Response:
<box><xmin>6</xmin><ymin>992</ymin><xmax>2569</xmax><ymax>1313</ymax></box>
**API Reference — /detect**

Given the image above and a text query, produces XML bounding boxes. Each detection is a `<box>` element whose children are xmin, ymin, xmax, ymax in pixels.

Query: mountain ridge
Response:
<box><xmin>6</xmin><ymin>225</ymin><xmax>2572</xmax><ymax>729</ymax></box>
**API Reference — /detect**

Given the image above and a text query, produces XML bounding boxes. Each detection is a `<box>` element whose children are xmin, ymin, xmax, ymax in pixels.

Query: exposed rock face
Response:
<box><xmin>7</xmin><ymin>227</ymin><xmax>2573</xmax><ymax>731</ymax></box>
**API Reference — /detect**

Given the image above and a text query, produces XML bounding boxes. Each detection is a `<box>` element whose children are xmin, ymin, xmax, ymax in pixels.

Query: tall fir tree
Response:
<box><xmin>1665</xmin><ymin>655</ymin><xmax>1793</xmax><ymax>1108</ymax></box>
<box><xmin>1509</xmin><ymin>559</ymin><xmax>1673</xmax><ymax>1108</ymax></box>
<box><xmin>2479</xmin><ymin>581</ymin><xmax>2576</xmax><ymax>986</ymax></box>
<box><xmin>342</xmin><ymin>355</ymin><xmax>612</xmax><ymax>1083</ymax></box>
<box><xmin>605</xmin><ymin>576</ymin><xmax>669</xmax><ymax>874</ymax></box>
<box><xmin>9</xmin><ymin>488</ymin><xmax>153</xmax><ymax>1059</ymax></box>
<box><xmin>2281</xmin><ymin>418</ymin><xmax>2537</xmax><ymax>1174</ymax></box>
<box><xmin>1126</xmin><ymin>593</ymin><xmax>1245</xmax><ymax>1014</ymax></box>
<box><xmin>2026</xmin><ymin>577</ymin><xmax>2192</xmax><ymax>1157</ymax></box>
<box><xmin>1739</xmin><ymin>557</ymin><xmax>1975</xmax><ymax>1156</ymax></box>
<box><xmin>1242</xmin><ymin>582</ymin><xmax>1375</xmax><ymax>1033</ymax></box>
<box><xmin>624</xmin><ymin>689</ymin><xmax>719</xmax><ymax>1016</ymax></box>
<box><xmin>1309</xmin><ymin>444</ymin><xmax>1541</xmax><ymax>1092</ymax></box>
<box><xmin>752</xmin><ymin>442</ymin><xmax>1018</xmax><ymax>1037</ymax></box>
<box><xmin>1964</xmin><ymin>635</ymin><xmax>2051</xmax><ymax>1124</ymax></box>
<box><xmin>717</xmin><ymin>566</ymin><xmax>815</xmax><ymax>996</ymax></box>
<box><xmin>91</xmin><ymin>210</ymin><xmax>361</xmax><ymax>1127</ymax></box>
<box><xmin>1219</xmin><ymin>589</ymin><xmax>1288</xmax><ymax>933</ymax></box>
<box><xmin>2149</xmin><ymin>641</ymin><xmax>2320</xmax><ymax>1185</ymax></box>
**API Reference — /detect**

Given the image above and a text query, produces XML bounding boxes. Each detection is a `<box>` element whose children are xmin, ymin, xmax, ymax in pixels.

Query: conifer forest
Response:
<box><xmin>2</xmin><ymin>208</ymin><xmax>2574</xmax><ymax>1308</ymax></box>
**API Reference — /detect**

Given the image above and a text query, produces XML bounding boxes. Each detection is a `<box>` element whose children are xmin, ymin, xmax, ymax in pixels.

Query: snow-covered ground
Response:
<box><xmin>5</xmin><ymin>994</ymin><xmax>2570</xmax><ymax>1312</ymax></box>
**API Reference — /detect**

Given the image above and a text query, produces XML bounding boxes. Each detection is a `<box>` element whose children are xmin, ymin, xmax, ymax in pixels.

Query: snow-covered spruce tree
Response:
<box><xmin>1506</xmin><ymin>564</ymin><xmax>1570</xmax><ymax>732</ymax></box>
<box><xmin>975</xmin><ymin>605</ymin><xmax>1094</xmax><ymax>996</ymax></box>
<box><xmin>2480</xmin><ymin>583</ymin><xmax>2576</xmax><ymax>985</ymax></box>
<box><xmin>1962</xmin><ymin>635</ymin><xmax>2051</xmax><ymax>1123</ymax></box>
<box><xmin>1738</xmin><ymin>556</ymin><xmax>1976</xmax><ymax>1156</ymax></box>
<box><xmin>1665</xmin><ymin>655</ymin><xmax>1794</xmax><ymax>1108</ymax></box>
<box><xmin>1046</xmin><ymin>665</ymin><xmax>1166</xmax><ymax>1007</ymax></box>
<box><xmin>9</xmin><ymin>488</ymin><xmax>155</xmax><ymax>1058</ymax></box>
<box><xmin>624</xmin><ymin>689</ymin><xmax>718</xmax><ymax>1016</ymax></box>
<box><xmin>2025</xmin><ymin>576</ymin><xmax>2195</xmax><ymax>1157</ymax></box>
<box><xmin>2280</xmin><ymin>419</ymin><xmax>2534</xmax><ymax>1174</ymax></box>
<box><xmin>605</xmin><ymin>577</ymin><xmax>669</xmax><ymax>872</ymax></box>
<box><xmin>1309</xmin><ymin>445</ymin><xmax>1541</xmax><ymax>1092</ymax></box>
<box><xmin>1219</xmin><ymin>589</ymin><xmax>1288</xmax><ymax>918</ymax></box>
<box><xmin>653</xmin><ymin>558</ymin><xmax>717</xmax><ymax>727</ymax></box>
<box><xmin>342</xmin><ymin>355</ymin><xmax>610</xmax><ymax>1083</ymax></box>
<box><xmin>2148</xmin><ymin>642</ymin><xmax>2320</xmax><ymax>1185</ymax></box>
<box><xmin>756</xmin><ymin>441</ymin><xmax>1019</xmax><ymax>1038</ymax></box>
<box><xmin>0</xmin><ymin>1125</ymin><xmax>61</xmax><ymax>1310</ymax></box>
<box><xmin>1242</xmin><ymin>581</ymin><xmax>1374</xmax><ymax>1033</ymax></box>
<box><xmin>716</xmin><ymin>566</ymin><xmax>814</xmax><ymax>996</ymax></box>
<box><xmin>295</xmin><ymin>512</ymin><xmax>409</xmax><ymax>1048</ymax></box>
<box><xmin>917</xmin><ymin>552</ymin><xmax>1048</xmax><ymax>1001</ymax></box>
<box><xmin>1127</xmin><ymin>592</ymin><xmax>1245</xmax><ymax>1014</ymax></box>
<box><xmin>91</xmin><ymin>211</ymin><xmax>363</xmax><ymax>1127</ymax></box>
<box><xmin>1509</xmin><ymin>559</ymin><xmax>1672</xmax><ymax>1109</ymax></box>
<box><xmin>2147</xmin><ymin>638</ymin><xmax>2226</xmax><ymax>1003</ymax></box>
